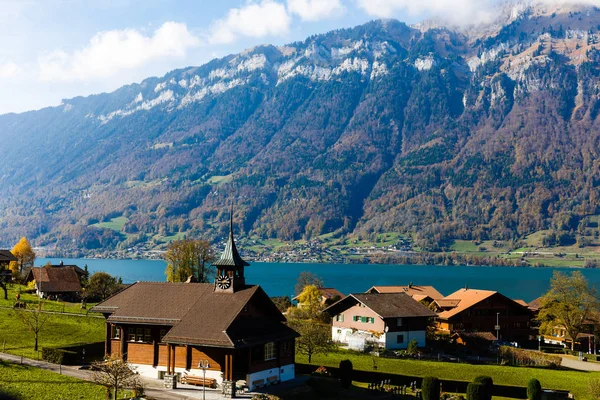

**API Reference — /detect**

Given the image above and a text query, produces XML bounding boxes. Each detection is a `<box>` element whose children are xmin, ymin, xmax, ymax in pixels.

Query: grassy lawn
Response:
<box><xmin>207</xmin><ymin>174</ymin><xmax>233</xmax><ymax>185</ymax></box>
<box><xmin>297</xmin><ymin>351</ymin><xmax>599</xmax><ymax>399</ymax></box>
<box><xmin>0</xmin><ymin>285</ymin><xmax>98</xmax><ymax>316</ymax></box>
<box><xmin>0</xmin><ymin>308</ymin><xmax>105</xmax><ymax>359</ymax></box>
<box><xmin>91</xmin><ymin>216</ymin><xmax>128</xmax><ymax>232</ymax></box>
<box><xmin>0</xmin><ymin>360</ymin><xmax>111</xmax><ymax>400</ymax></box>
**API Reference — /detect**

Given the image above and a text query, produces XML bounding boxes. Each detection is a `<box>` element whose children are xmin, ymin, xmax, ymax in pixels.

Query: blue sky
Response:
<box><xmin>0</xmin><ymin>0</ymin><xmax>579</xmax><ymax>114</ymax></box>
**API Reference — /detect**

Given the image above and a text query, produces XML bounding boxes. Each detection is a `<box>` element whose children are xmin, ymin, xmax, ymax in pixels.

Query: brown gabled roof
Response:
<box><xmin>0</xmin><ymin>250</ymin><xmax>16</xmax><ymax>263</ymax></box>
<box><xmin>366</xmin><ymin>285</ymin><xmax>443</xmax><ymax>300</ymax></box>
<box><xmin>92</xmin><ymin>282</ymin><xmax>294</xmax><ymax>348</ymax></box>
<box><xmin>452</xmin><ymin>331</ymin><xmax>497</xmax><ymax>342</ymax></box>
<box><xmin>435</xmin><ymin>299</ymin><xmax>461</xmax><ymax>308</ymax></box>
<box><xmin>528</xmin><ymin>296</ymin><xmax>543</xmax><ymax>312</ymax></box>
<box><xmin>514</xmin><ymin>299</ymin><xmax>528</xmax><ymax>307</ymax></box>
<box><xmin>325</xmin><ymin>292</ymin><xmax>437</xmax><ymax>319</ymax></box>
<box><xmin>30</xmin><ymin>266</ymin><xmax>82</xmax><ymax>293</ymax></box>
<box><xmin>437</xmin><ymin>288</ymin><xmax>528</xmax><ymax>320</ymax></box>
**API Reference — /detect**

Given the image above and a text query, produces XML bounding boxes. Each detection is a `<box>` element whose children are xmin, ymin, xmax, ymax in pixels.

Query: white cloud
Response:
<box><xmin>210</xmin><ymin>0</ymin><xmax>291</xmax><ymax>44</ymax></box>
<box><xmin>287</xmin><ymin>0</ymin><xmax>344</xmax><ymax>21</ymax></box>
<box><xmin>0</xmin><ymin>62</ymin><xmax>20</xmax><ymax>79</ymax></box>
<box><xmin>38</xmin><ymin>22</ymin><xmax>200</xmax><ymax>82</ymax></box>
<box><xmin>355</xmin><ymin>0</ymin><xmax>499</xmax><ymax>25</ymax></box>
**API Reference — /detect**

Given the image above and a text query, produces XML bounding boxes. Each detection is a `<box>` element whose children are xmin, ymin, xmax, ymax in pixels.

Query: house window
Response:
<box><xmin>264</xmin><ymin>342</ymin><xmax>276</xmax><ymax>361</ymax></box>
<box><xmin>335</xmin><ymin>314</ymin><xmax>344</xmax><ymax>322</ymax></box>
<box><xmin>397</xmin><ymin>318</ymin><xmax>403</xmax><ymax>326</ymax></box>
<box><xmin>111</xmin><ymin>325</ymin><xmax>120</xmax><ymax>339</ymax></box>
<box><xmin>144</xmin><ymin>328</ymin><xmax>152</xmax><ymax>342</ymax></box>
<box><xmin>128</xmin><ymin>328</ymin><xmax>136</xmax><ymax>342</ymax></box>
<box><xmin>136</xmin><ymin>328</ymin><xmax>144</xmax><ymax>342</ymax></box>
<box><xmin>370</xmin><ymin>317</ymin><xmax>375</xmax><ymax>324</ymax></box>
<box><xmin>160</xmin><ymin>329</ymin><xmax>167</xmax><ymax>342</ymax></box>
<box><xmin>397</xmin><ymin>335</ymin><xmax>404</xmax><ymax>344</ymax></box>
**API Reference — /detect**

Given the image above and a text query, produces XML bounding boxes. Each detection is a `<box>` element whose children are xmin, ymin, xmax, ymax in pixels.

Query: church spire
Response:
<box><xmin>213</xmin><ymin>206</ymin><xmax>249</xmax><ymax>268</ymax></box>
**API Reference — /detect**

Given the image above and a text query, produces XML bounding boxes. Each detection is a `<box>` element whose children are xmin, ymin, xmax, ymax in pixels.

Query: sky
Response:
<box><xmin>0</xmin><ymin>0</ymin><xmax>595</xmax><ymax>115</ymax></box>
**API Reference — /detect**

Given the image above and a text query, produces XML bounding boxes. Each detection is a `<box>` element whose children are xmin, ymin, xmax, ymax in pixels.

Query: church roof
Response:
<box><xmin>213</xmin><ymin>212</ymin><xmax>249</xmax><ymax>268</ymax></box>
<box><xmin>92</xmin><ymin>282</ymin><xmax>297</xmax><ymax>348</ymax></box>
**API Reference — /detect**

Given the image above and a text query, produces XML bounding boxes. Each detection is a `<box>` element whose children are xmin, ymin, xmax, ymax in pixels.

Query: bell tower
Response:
<box><xmin>213</xmin><ymin>207</ymin><xmax>249</xmax><ymax>293</ymax></box>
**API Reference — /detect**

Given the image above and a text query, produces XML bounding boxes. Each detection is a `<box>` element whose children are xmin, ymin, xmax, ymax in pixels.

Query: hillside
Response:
<box><xmin>1</xmin><ymin>2</ymin><xmax>600</xmax><ymax>255</ymax></box>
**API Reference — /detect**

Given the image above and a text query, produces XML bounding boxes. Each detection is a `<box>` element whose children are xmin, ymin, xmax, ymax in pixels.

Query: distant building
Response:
<box><xmin>25</xmin><ymin>265</ymin><xmax>82</xmax><ymax>299</ymax></box>
<box><xmin>324</xmin><ymin>292</ymin><xmax>437</xmax><ymax>351</ymax></box>
<box><xmin>365</xmin><ymin>284</ymin><xmax>443</xmax><ymax>304</ymax></box>
<box><xmin>92</xmin><ymin>214</ymin><xmax>299</xmax><ymax>395</ymax></box>
<box><xmin>292</xmin><ymin>287</ymin><xmax>343</xmax><ymax>307</ymax></box>
<box><xmin>433</xmin><ymin>288</ymin><xmax>532</xmax><ymax>343</ymax></box>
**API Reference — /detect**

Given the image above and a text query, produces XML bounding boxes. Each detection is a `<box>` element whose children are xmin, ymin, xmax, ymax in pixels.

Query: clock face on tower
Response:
<box><xmin>216</xmin><ymin>274</ymin><xmax>231</xmax><ymax>290</ymax></box>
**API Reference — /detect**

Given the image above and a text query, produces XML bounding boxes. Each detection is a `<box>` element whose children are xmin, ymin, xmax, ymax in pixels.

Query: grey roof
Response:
<box><xmin>213</xmin><ymin>213</ymin><xmax>249</xmax><ymax>268</ymax></box>
<box><xmin>325</xmin><ymin>292</ymin><xmax>438</xmax><ymax>319</ymax></box>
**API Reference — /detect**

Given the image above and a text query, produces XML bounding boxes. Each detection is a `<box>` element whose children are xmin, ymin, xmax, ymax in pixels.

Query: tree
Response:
<box><xmin>467</xmin><ymin>382</ymin><xmax>484</xmax><ymax>400</ymax></box>
<box><xmin>294</xmin><ymin>271</ymin><xmax>323</xmax><ymax>295</ymax></box>
<box><xmin>407</xmin><ymin>338</ymin><xmax>419</xmax><ymax>355</ymax></box>
<box><xmin>538</xmin><ymin>271</ymin><xmax>600</xmax><ymax>350</ymax></box>
<box><xmin>9</xmin><ymin>237</ymin><xmax>35</xmax><ymax>277</ymax></box>
<box><xmin>0</xmin><ymin>260</ymin><xmax>11</xmax><ymax>300</ymax></box>
<box><xmin>287</xmin><ymin>319</ymin><xmax>335</xmax><ymax>363</ymax></box>
<box><xmin>17</xmin><ymin>301</ymin><xmax>51</xmax><ymax>352</ymax></box>
<box><xmin>87</xmin><ymin>272</ymin><xmax>120</xmax><ymax>301</ymax></box>
<box><xmin>422</xmin><ymin>376</ymin><xmax>440</xmax><ymax>400</ymax></box>
<box><xmin>527</xmin><ymin>378</ymin><xmax>542</xmax><ymax>400</ymax></box>
<box><xmin>339</xmin><ymin>359</ymin><xmax>353</xmax><ymax>389</ymax></box>
<box><xmin>91</xmin><ymin>354</ymin><xmax>142</xmax><ymax>400</ymax></box>
<box><xmin>473</xmin><ymin>376</ymin><xmax>493</xmax><ymax>400</ymax></box>
<box><xmin>164</xmin><ymin>239</ymin><xmax>215</xmax><ymax>283</ymax></box>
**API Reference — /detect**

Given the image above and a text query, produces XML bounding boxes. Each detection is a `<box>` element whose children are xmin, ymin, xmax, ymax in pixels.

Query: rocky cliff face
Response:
<box><xmin>1</xmin><ymin>2</ymin><xmax>600</xmax><ymax>251</ymax></box>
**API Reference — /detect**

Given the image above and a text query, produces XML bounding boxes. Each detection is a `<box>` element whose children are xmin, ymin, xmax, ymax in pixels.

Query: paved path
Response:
<box><xmin>0</xmin><ymin>351</ymin><xmax>257</xmax><ymax>399</ymax></box>
<box><xmin>560</xmin><ymin>355</ymin><xmax>600</xmax><ymax>371</ymax></box>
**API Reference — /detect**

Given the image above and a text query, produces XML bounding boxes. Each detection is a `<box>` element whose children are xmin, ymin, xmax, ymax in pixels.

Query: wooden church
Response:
<box><xmin>92</xmin><ymin>217</ymin><xmax>298</xmax><ymax>395</ymax></box>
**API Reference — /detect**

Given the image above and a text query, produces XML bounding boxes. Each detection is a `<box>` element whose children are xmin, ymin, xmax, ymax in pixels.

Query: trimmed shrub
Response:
<box><xmin>339</xmin><ymin>359</ymin><xmax>353</xmax><ymax>389</ymax></box>
<box><xmin>473</xmin><ymin>376</ymin><xmax>493</xmax><ymax>400</ymax></box>
<box><xmin>467</xmin><ymin>382</ymin><xmax>484</xmax><ymax>400</ymax></box>
<box><xmin>422</xmin><ymin>376</ymin><xmax>440</xmax><ymax>400</ymax></box>
<box><xmin>527</xmin><ymin>379</ymin><xmax>542</xmax><ymax>400</ymax></box>
<box><xmin>407</xmin><ymin>338</ymin><xmax>419</xmax><ymax>354</ymax></box>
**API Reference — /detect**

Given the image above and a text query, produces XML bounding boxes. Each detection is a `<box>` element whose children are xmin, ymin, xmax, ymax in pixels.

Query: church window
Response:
<box><xmin>264</xmin><ymin>342</ymin><xmax>276</xmax><ymax>361</ymax></box>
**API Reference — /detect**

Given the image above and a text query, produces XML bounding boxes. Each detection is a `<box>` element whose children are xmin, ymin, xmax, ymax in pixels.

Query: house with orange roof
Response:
<box><xmin>365</xmin><ymin>284</ymin><xmax>443</xmax><ymax>305</ymax></box>
<box><xmin>433</xmin><ymin>287</ymin><xmax>533</xmax><ymax>343</ymax></box>
<box><xmin>292</xmin><ymin>287</ymin><xmax>343</xmax><ymax>308</ymax></box>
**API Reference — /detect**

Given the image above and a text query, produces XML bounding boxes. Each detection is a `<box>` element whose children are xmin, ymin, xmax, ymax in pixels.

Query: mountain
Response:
<box><xmin>1</xmin><ymin>1</ymin><xmax>600</xmax><ymax>253</ymax></box>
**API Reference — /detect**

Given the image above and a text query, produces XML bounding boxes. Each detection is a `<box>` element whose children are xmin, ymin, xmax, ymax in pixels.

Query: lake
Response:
<box><xmin>37</xmin><ymin>258</ymin><xmax>600</xmax><ymax>302</ymax></box>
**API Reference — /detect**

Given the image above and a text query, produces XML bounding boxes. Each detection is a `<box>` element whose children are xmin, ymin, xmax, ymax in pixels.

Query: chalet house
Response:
<box><xmin>366</xmin><ymin>285</ymin><xmax>443</xmax><ymax>305</ymax></box>
<box><xmin>324</xmin><ymin>292</ymin><xmax>437</xmax><ymax>351</ymax></box>
<box><xmin>92</xmin><ymin>220</ymin><xmax>298</xmax><ymax>396</ymax></box>
<box><xmin>433</xmin><ymin>288</ymin><xmax>533</xmax><ymax>343</ymax></box>
<box><xmin>292</xmin><ymin>287</ymin><xmax>343</xmax><ymax>308</ymax></box>
<box><xmin>25</xmin><ymin>265</ymin><xmax>82</xmax><ymax>299</ymax></box>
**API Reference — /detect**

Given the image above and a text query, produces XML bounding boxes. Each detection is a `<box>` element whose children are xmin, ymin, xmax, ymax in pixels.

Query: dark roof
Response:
<box><xmin>92</xmin><ymin>282</ymin><xmax>294</xmax><ymax>348</ymax></box>
<box><xmin>30</xmin><ymin>266</ymin><xmax>82</xmax><ymax>293</ymax></box>
<box><xmin>324</xmin><ymin>293</ymin><xmax>438</xmax><ymax>319</ymax></box>
<box><xmin>213</xmin><ymin>213</ymin><xmax>249</xmax><ymax>268</ymax></box>
<box><xmin>0</xmin><ymin>250</ymin><xmax>16</xmax><ymax>263</ymax></box>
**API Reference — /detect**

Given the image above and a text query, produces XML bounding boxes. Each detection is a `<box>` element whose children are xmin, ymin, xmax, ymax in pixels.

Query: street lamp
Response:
<box><xmin>538</xmin><ymin>335</ymin><xmax>542</xmax><ymax>352</ymax></box>
<box><xmin>198</xmin><ymin>359</ymin><xmax>210</xmax><ymax>400</ymax></box>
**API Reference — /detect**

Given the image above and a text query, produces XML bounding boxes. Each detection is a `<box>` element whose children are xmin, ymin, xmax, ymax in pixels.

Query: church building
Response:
<box><xmin>92</xmin><ymin>217</ymin><xmax>298</xmax><ymax>395</ymax></box>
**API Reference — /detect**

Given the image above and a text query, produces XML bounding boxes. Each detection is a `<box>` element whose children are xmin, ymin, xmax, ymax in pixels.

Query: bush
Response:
<box><xmin>41</xmin><ymin>347</ymin><xmax>73</xmax><ymax>364</ymax></box>
<box><xmin>467</xmin><ymin>382</ymin><xmax>484</xmax><ymax>400</ymax></box>
<box><xmin>527</xmin><ymin>378</ymin><xmax>542</xmax><ymax>400</ymax></box>
<box><xmin>473</xmin><ymin>376</ymin><xmax>493</xmax><ymax>400</ymax></box>
<box><xmin>422</xmin><ymin>376</ymin><xmax>440</xmax><ymax>400</ymax></box>
<box><xmin>407</xmin><ymin>338</ymin><xmax>419</xmax><ymax>354</ymax></box>
<box><xmin>499</xmin><ymin>346</ymin><xmax>561</xmax><ymax>368</ymax></box>
<box><xmin>339</xmin><ymin>359</ymin><xmax>353</xmax><ymax>389</ymax></box>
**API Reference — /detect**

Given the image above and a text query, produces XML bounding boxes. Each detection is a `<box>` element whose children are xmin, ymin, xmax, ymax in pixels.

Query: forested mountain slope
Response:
<box><xmin>1</xmin><ymin>2</ymin><xmax>599</xmax><ymax>252</ymax></box>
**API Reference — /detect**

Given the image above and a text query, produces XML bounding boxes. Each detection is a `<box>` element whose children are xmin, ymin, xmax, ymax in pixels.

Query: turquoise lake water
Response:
<box><xmin>37</xmin><ymin>258</ymin><xmax>600</xmax><ymax>302</ymax></box>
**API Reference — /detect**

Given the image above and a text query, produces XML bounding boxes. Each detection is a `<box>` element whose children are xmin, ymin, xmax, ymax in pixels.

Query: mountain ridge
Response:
<box><xmin>1</xmin><ymin>3</ymin><xmax>600</xmax><ymax>254</ymax></box>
